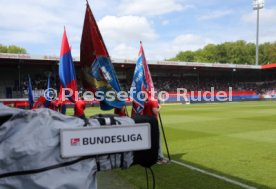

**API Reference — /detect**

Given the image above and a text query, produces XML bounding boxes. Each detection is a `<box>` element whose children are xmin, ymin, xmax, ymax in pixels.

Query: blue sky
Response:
<box><xmin>0</xmin><ymin>0</ymin><xmax>276</xmax><ymax>60</ymax></box>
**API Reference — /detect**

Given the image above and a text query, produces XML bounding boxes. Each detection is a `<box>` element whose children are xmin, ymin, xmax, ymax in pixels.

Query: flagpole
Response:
<box><xmin>158</xmin><ymin>112</ymin><xmax>171</xmax><ymax>161</ymax></box>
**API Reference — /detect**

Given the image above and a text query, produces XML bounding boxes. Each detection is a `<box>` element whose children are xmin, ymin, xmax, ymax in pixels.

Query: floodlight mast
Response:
<box><xmin>253</xmin><ymin>0</ymin><xmax>264</xmax><ymax>66</ymax></box>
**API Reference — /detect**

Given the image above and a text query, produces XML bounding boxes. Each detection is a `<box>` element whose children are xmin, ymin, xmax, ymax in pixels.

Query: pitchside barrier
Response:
<box><xmin>165</xmin><ymin>91</ymin><xmax>276</xmax><ymax>103</ymax></box>
<box><xmin>0</xmin><ymin>98</ymin><xmax>131</xmax><ymax>109</ymax></box>
<box><xmin>1</xmin><ymin>90</ymin><xmax>276</xmax><ymax>108</ymax></box>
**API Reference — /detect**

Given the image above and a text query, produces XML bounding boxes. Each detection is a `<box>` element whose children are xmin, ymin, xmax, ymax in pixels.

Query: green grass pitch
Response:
<box><xmin>67</xmin><ymin>101</ymin><xmax>276</xmax><ymax>189</ymax></box>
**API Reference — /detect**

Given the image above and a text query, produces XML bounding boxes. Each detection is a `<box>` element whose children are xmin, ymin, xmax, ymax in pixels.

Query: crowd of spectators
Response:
<box><xmin>21</xmin><ymin>74</ymin><xmax>59</xmax><ymax>91</ymax></box>
<box><xmin>153</xmin><ymin>77</ymin><xmax>276</xmax><ymax>95</ymax></box>
<box><xmin>6</xmin><ymin>75</ymin><xmax>276</xmax><ymax>98</ymax></box>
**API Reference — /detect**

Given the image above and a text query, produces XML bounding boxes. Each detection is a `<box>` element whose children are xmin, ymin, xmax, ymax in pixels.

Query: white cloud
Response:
<box><xmin>97</xmin><ymin>15</ymin><xmax>158</xmax><ymax>59</ymax></box>
<box><xmin>0</xmin><ymin>0</ymin><xmax>86</xmax><ymax>55</ymax></box>
<box><xmin>1</xmin><ymin>0</ymin><xmax>276</xmax><ymax>61</ymax></box>
<box><xmin>198</xmin><ymin>10</ymin><xmax>233</xmax><ymax>21</ymax></box>
<box><xmin>147</xmin><ymin>34</ymin><xmax>214</xmax><ymax>60</ymax></box>
<box><xmin>240</xmin><ymin>7</ymin><xmax>276</xmax><ymax>43</ymax></box>
<box><xmin>242</xmin><ymin>8</ymin><xmax>276</xmax><ymax>25</ymax></box>
<box><xmin>108</xmin><ymin>34</ymin><xmax>214</xmax><ymax>60</ymax></box>
<box><xmin>0</xmin><ymin>4</ymin><xmax>62</xmax><ymax>34</ymax></box>
<box><xmin>161</xmin><ymin>20</ymin><xmax>170</xmax><ymax>26</ymax></box>
<box><xmin>98</xmin><ymin>15</ymin><xmax>158</xmax><ymax>44</ymax></box>
<box><xmin>71</xmin><ymin>48</ymin><xmax>80</xmax><ymax>57</ymax></box>
<box><xmin>111</xmin><ymin>43</ymin><xmax>137</xmax><ymax>59</ymax></box>
<box><xmin>0</xmin><ymin>31</ymin><xmax>49</xmax><ymax>44</ymax></box>
<box><xmin>171</xmin><ymin>34</ymin><xmax>212</xmax><ymax>51</ymax></box>
<box><xmin>118</xmin><ymin>0</ymin><xmax>185</xmax><ymax>16</ymax></box>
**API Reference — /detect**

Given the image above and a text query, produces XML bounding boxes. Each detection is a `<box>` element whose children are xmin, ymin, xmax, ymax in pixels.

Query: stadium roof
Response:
<box><xmin>1</xmin><ymin>53</ymin><xmax>275</xmax><ymax>70</ymax></box>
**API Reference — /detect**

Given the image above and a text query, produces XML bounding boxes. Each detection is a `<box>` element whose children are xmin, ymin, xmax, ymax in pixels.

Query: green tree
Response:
<box><xmin>214</xmin><ymin>43</ymin><xmax>228</xmax><ymax>63</ymax></box>
<box><xmin>259</xmin><ymin>42</ymin><xmax>270</xmax><ymax>64</ymax></box>
<box><xmin>174</xmin><ymin>50</ymin><xmax>196</xmax><ymax>62</ymax></box>
<box><xmin>169</xmin><ymin>40</ymin><xmax>276</xmax><ymax>65</ymax></box>
<box><xmin>224</xmin><ymin>40</ymin><xmax>255</xmax><ymax>64</ymax></box>
<box><xmin>0</xmin><ymin>44</ymin><xmax>27</xmax><ymax>54</ymax></box>
<box><xmin>268</xmin><ymin>42</ymin><xmax>276</xmax><ymax>63</ymax></box>
<box><xmin>246</xmin><ymin>42</ymin><xmax>256</xmax><ymax>65</ymax></box>
<box><xmin>195</xmin><ymin>44</ymin><xmax>217</xmax><ymax>63</ymax></box>
<box><xmin>0</xmin><ymin>44</ymin><xmax>8</xmax><ymax>53</ymax></box>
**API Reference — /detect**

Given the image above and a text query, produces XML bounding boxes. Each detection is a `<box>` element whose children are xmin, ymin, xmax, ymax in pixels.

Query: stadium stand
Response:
<box><xmin>1</xmin><ymin>53</ymin><xmax>276</xmax><ymax>106</ymax></box>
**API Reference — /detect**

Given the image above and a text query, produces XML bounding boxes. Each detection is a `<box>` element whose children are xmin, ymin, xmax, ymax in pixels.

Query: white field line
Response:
<box><xmin>171</xmin><ymin>160</ymin><xmax>257</xmax><ymax>189</ymax></box>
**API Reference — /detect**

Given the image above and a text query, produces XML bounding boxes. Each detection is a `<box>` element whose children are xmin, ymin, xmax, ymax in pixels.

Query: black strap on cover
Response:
<box><xmin>0</xmin><ymin>156</ymin><xmax>94</xmax><ymax>179</ymax></box>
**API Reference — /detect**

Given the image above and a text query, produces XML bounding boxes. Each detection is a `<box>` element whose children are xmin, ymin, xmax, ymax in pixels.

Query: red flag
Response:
<box><xmin>140</xmin><ymin>42</ymin><xmax>155</xmax><ymax>98</ymax></box>
<box><xmin>58</xmin><ymin>85</ymin><xmax>64</xmax><ymax>103</ymax></box>
<box><xmin>130</xmin><ymin>42</ymin><xmax>156</xmax><ymax>117</ymax></box>
<box><xmin>59</xmin><ymin>28</ymin><xmax>78</xmax><ymax>102</ymax></box>
<box><xmin>81</xmin><ymin>3</ymin><xmax>109</xmax><ymax>64</ymax></box>
<box><xmin>80</xmin><ymin>2</ymin><xmax>126</xmax><ymax>110</ymax></box>
<box><xmin>33</xmin><ymin>96</ymin><xmax>46</xmax><ymax>109</ymax></box>
<box><xmin>80</xmin><ymin>2</ymin><xmax>109</xmax><ymax>93</ymax></box>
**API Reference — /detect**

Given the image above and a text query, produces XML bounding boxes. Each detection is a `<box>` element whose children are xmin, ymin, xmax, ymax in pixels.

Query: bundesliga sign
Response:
<box><xmin>60</xmin><ymin>123</ymin><xmax>151</xmax><ymax>158</ymax></box>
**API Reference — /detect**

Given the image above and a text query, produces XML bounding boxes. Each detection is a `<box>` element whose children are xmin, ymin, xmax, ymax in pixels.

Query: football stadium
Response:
<box><xmin>1</xmin><ymin>53</ymin><xmax>276</xmax><ymax>189</ymax></box>
<box><xmin>1</xmin><ymin>0</ymin><xmax>276</xmax><ymax>189</ymax></box>
<box><xmin>1</xmin><ymin>53</ymin><xmax>276</xmax><ymax>103</ymax></box>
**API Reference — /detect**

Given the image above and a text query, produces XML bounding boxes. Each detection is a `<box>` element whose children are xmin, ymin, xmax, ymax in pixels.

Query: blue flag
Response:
<box><xmin>90</xmin><ymin>56</ymin><xmax>125</xmax><ymax>110</ymax></box>
<box><xmin>59</xmin><ymin>29</ymin><xmax>78</xmax><ymax>103</ymax></box>
<box><xmin>130</xmin><ymin>45</ymin><xmax>148</xmax><ymax>116</ymax></box>
<box><xmin>28</xmin><ymin>75</ymin><xmax>34</xmax><ymax>109</ymax></box>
